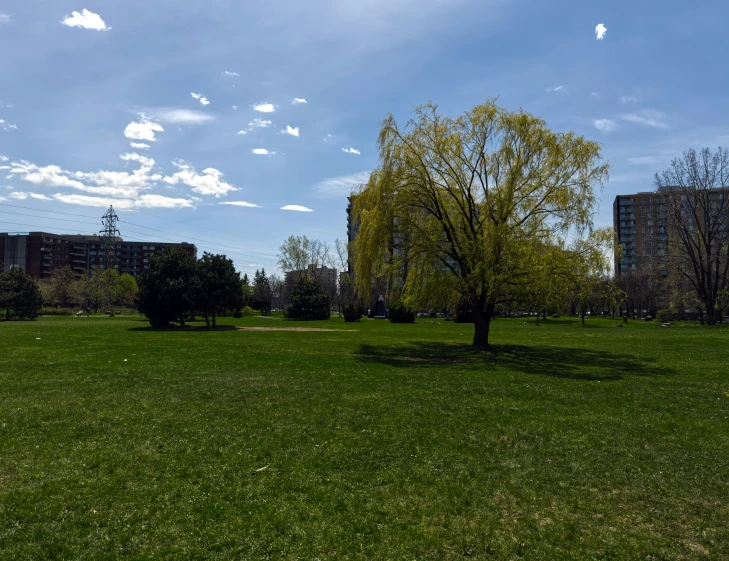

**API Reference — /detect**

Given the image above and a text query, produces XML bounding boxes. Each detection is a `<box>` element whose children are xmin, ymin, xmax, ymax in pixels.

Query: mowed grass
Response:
<box><xmin>0</xmin><ymin>314</ymin><xmax>728</xmax><ymax>560</ymax></box>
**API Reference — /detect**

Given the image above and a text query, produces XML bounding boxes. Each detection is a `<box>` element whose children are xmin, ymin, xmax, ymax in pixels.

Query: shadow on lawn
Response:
<box><xmin>127</xmin><ymin>324</ymin><xmax>238</xmax><ymax>332</ymax></box>
<box><xmin>357</xmin><ymin>342</ymin><xmax>671</xmax><ymax>381</ymax></box>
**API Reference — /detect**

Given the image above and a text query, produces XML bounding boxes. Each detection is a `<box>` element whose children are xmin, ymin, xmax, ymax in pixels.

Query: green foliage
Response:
<box><xmin>352</xmin><ymin>99</ymin><xmax>609</xmax><ymax>347</ymax></box>
<box><xmin>117</xmin><ymin>273</ymin><xmax>139</xmax><ymax>308</ymax></box>
<box><xmin>656</xmin><ymin>309</ymin><xmax>672</xmax><ymax>323</ymax></box>
<box><xmin>136</xmin><ymin>247</ymin><xmax>199</xmax><ymax>327</ymax></box>
<box><xmin>342</xmin><ymin>302</ymin><xmax>365</xmax><ymax>322</ymax></box>
<box><xmin>241</xmin><ymin>305</ymin><xmax>253</xmax><ymax>317</ymax></box>
<box><xmin>197</xmin><ymin>253</ymin><xmax>242</xmax><ymax>328</ymax></box>
<box><xmin>284</xmin><ymin>276</ymin><xmax>331</xmax><ymax>320</ymax></box>
<box><xmin>251</xmin><ymin>269</ymin><xmax>273</xmax><ymax>315</ymax></box>
<box><xmin>388</xmin><ymin>300</ymin><xmax>415</xmax><ymax>323</ymax></box>
<box><xmin>48</xmin><ymin>266</ymin><xmax>78</xmax><ymax>307</ymax></box>
<box><xmin>453</xmin><ymin>299</ymin><xmax>474</xmax><ymax>323</ymax></box>
<box><xmin>0</xmin><ymin>267</ymin><xmax>43</xmax><ymax>320</ymax></box>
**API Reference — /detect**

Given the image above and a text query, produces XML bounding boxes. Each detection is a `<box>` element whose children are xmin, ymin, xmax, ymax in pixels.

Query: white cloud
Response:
<box><xmin>545</xmin><ymin>85</ymin><xmax>566</xmax><ymax>93</ymax></box>
<box><xmin>191</xmin><ymin>92</ymin><xmax>210</xmax><ymax>106</ymax></box>
<box><xmin>219</xmin><ymin>201</ymin><xmax>262</xmax><ymax>208</ymax></box>
<box><xmin>129</xmin><ymin>142</ymin><xmax>150</xmax><ymax>150</ymax></box>
<box><xmin>163</xmin><ymin>161</ymin><xmax>238</xmax><ymax>197</ymax></box>
<box><xmin>238</xmin><ymin>118</ymin><xmax>273</xmax><ymax>135</ymax></box>
<box><xmin>292</xmin><ymin>98</ymin><xmax>307</xmax><ymax>105</ymax></box>
<box><xmin>53</xmin><ymin>193</ymin><xmax>195</xmax><ymax>209</ymax></box>
<box><xmin>619</xmin><ymin>95</ymin><xmax>640</xmax><ymax>104</ymax></box>
<box><xmin>595</xmin><ymin>23</ymin><xmax>607</xmax><ymax>40</ymax></box>
<box><xmin>593</xmin><ymin>119</ymin><xmax>618</xmax><ymax>133</ymax></box>
<box><xmin>252</xmin><ymin>148</ymin><xmax>274</xmax><ymax>155</ymax></box>
<box><xmin>124</xmin><ymin>119</ymin><xmax>164</xmax><ymax>142</ymax></box>
<box><xmin>9</xmin><ymin>191</ymin><xmax>28</xmax><ymax>200</ymax></box>
<box><xmin>281</xmin><ymin>205</ymin><xmax>313</xmax><ymax>212</ymax></box>
<box><xmin>342</xmin><ymin>147</ymin><xmax>361</xmax><ymax>155</ymax></box>
<box><xmin>314</xmin><ymin>171</ymin><xmax>371</xmax><ymax>198</ymax></box>
<box><xmin>0</xmin><ymin>119</ymin><xmax>18</xmax><ymax>131</ymax></box>
<box><xmin>590</xmin><ymin>92</ymin><xmax>600</xmax><ymax>99</ymax></box>
<box><xmin>9</xmin><ymin>153</ymin><xmax>162</xmax><ymax>199</ymax></box>
<box><xmin>0</xmin><ymin>14</ymin><xmax>10</xmax><ymax>23</ymax></box>
<box><xmin>29</xmin><ymin>193</ymin><xmax>52</xmax><ymax>201</ymax></box>
<box><xmin>144</xmin><ymin>109</ymin><xmax>214</xmax><ymax>125</ymax></box>
<box><xmin>61</xmin><ymin>9</ymin><xmax>109</xmax><ymax>31</ymax></box>
<box><xmin>253</xmin><ymin>103</ymin><xmax>275</xmax><ymax>113</ymax></box>
<box><xmin>222</xmin><ymin>71</ymin><xmax>240</xmax><ymax>77</ymax></box>
<box><xmin>232</xmin><ymin>105</ymin><xmax>237</xmax><ymax>111</ymax></box>
<box><xmin>283</xmin><ymin>125</ymin><xmax>300</xmax><ymax>137</ymax></box>
<box><xmin>0</xmin><ymin>155</ymin><xmax>8</xmax><ymax>161</ymax></box>
<box><xmin>620</xmin><ymin>109</ymin><xmax>669</xmax><ymax>129</ymax></box>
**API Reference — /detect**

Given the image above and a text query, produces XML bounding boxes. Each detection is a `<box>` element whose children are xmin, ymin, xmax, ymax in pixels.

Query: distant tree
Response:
<box><xmin>241</xmin><ymin>273</ymin><xmax>252</xmax><ymax>307</ymax></box>
<box><xmin>197</xmin><ymin>253</ymin><xmax>242</xmax><ymax>328</ymax></box>
<box><xmin>351</xmin><ymin>100</ymin><xmax>609</xmax><ymax>347</ymax></box>
<box><xmin>0</xmin><ymin>267</ymin><xmax>43</xmax><ymax>320</ymax></box>
<box><xmin>117</xmin><ymin>273</ymin><xmax>139</xmax><ymax>309</ymax></box>
<box><xmin>136</xmin><ymin>247</ymin><xmax>198</xmax><ymax>327</ymax></box>
<box><xmin>49</xmin><ymin>266</ymin><xmax>77</xmax><ymax>307</ymax></box>
<box><xmin>655</xmin><ymin>147</ymin><xmax>729</xmax><ymax>325</ymax></box>
<box><xmin>277</xmin><ymin>235</ymin><xmax>331</xmax><ymax>277</ymax></box>
<box><xmin>268</xmin><ymin>273</ymin><xmax>283</xmax><ymax>311</ymax></box>
<box><xmin>284</xmin><ymin>276</ymin><xmax>331</xmax><ymax>320</ymax></box>
<box><xmin>251</xmin><ymin>268</ymin><xmax>273</xmax><ymax>315</ymax></box>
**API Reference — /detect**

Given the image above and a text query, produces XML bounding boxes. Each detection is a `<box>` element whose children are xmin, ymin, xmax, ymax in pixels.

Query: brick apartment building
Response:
<box><xmin>613</xmin><ymin>191</ymin><xmax>668</xmax><ymax>277</ymax></box>
<box><xmin>614</xmin><ymin>186</ymin><xmax>729</xmax><ymax>278</ymax></box>
<box><xmin>0</xmin><ymin>231</ymin><xmax>197</xmax><ymax>278</ymax></box>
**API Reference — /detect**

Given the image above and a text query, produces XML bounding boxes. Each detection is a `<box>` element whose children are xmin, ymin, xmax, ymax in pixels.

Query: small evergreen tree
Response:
<box><xmin>284</xmin><ymin>276</ymin><xmax>331</xmax><ymax>320</ymax></box>
<box><xmin>0</xmin><ymin>267</ymin><xmax>43</xmax><ymax>320</ymax></box>
<box><xmin>251</xmin><ymin>268</ymin><xmax>273</xmax><ymax>315</ymax></box>
<box><xmin>136</xmin><ymin>247</ymin><xmax>198</xmax><ymax>327</ymax></box>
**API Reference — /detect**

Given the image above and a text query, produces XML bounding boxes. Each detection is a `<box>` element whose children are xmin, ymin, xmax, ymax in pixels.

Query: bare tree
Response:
<box><xmin>277</xmin><ymin>235</ymin><xmax>331</xmax><ymax>279</ymax></box>
<box><xmin>655</xmin><ymin>147</ymin><xmax>729</xmax><ymax>324</ymax></box>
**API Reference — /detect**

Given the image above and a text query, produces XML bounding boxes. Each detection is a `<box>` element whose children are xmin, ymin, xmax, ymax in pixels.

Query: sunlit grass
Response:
<box><xmin>0</xmin><ymin>314</ymin><xmax>727</xmax><ymax>559</ymax></box>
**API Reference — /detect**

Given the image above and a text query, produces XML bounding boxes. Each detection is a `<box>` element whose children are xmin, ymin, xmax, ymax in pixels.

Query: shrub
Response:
<box><xmin>389</xmin><ymin>301</ymin><xmax>415</xmax><ymax>324</ymax></box>
<box><xmin>343</xmin><ymin>302</ymin><xmax>365</xmax><ymax>322</ymax></box>
<box><xmin>656</xmin><ymin>309</ymin><xmax>672</xmax><ymax>323</ymax></box>
<box><xmin>241</xmin><ymin>305</ymin><xmax>253</xmax><ymax>317</ymax></box>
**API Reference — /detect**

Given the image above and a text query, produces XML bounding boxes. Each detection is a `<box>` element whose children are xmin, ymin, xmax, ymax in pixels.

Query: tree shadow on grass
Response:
<box><xmin>357</xmin><ymin>342</ymin><xmax>671</xmax><ymax>381</ymax></box>
<box><xmin>127</xmin><ymin>324</ymin><xmax>238</xmax><ymax>332</ymax></box>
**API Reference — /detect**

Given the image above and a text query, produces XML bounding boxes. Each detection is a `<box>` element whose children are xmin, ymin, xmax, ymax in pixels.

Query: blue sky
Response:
<box><xmin>1</xmin><ymin>0</ymin><xmax>728</xmax><ymax>276</ymax></box>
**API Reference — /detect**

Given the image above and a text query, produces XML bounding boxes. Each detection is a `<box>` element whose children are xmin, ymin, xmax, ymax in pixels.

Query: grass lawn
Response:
<box><xmin>0</xmin><ymin>313</ymin><xmax>727</xmax><ymax>560</ymax></box>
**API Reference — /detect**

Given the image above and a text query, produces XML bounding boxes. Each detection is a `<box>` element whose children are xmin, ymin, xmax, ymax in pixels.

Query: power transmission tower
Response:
<box><xmin>100</xmin><ymin>205</ymin><xmax>121</xmax><ymax>270</ymax></box>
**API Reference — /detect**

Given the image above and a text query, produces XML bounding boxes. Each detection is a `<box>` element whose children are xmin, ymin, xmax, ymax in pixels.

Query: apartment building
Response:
<box><xmin>0</xmin><ymin>231</ymin><xmax>197</xmax><ymax>278</ymax></box>
<box><xmin>613</xmin><ymin>192</ymin><xmax>668</xmax><ymax>277</ymax></box>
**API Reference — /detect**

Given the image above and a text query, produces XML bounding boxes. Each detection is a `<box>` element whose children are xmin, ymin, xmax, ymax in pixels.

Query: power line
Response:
<box><xmin>119</xmin><ymin>219</ymin><xmax>278</xmax><ymax>258</ymax></box>
<box><xmin>0</xmin><ymin>201</ymin><xmax>279</xmax><ymax>262</ymax></box>
<box><xmin>0</xmin><ymin>218</ymin><xmax>276</xmax><ymax>264</ymax></box>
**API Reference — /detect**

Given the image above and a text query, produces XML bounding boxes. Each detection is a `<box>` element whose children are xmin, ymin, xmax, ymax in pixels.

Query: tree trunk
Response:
<box><xmin>472</xmin><ymin>296</ymin><xmax>494</xmax><ymax>348</ymax></box>
<box><xmin>699</xmin><ymin>308</ymin><xmax>704</xmax><ymax>325</ymax></box>
<box><xmin>705</xmin><ymin>302</ymin><xmax>718</xmax><ymax>326</ymax></box>
<box><xmin>212</xmin><ymin>310</ymin><xmax>217</xmax><ymax>329</ymax></box>
<box><xmin>204</xmin><ymin>310</ymin><xmax>210</xmax><ymax>328</ymax></box>
<box><xmin>542</xmin><ymin>308</ymin><xmax>547</xmax><ymax>320</ymax></box>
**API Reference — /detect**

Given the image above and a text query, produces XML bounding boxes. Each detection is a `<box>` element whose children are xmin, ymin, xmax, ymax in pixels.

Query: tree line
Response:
<box><xmin>135</xmin><ymin>247</ymin><xmax>280</xmax><ymax>327</ymax></box>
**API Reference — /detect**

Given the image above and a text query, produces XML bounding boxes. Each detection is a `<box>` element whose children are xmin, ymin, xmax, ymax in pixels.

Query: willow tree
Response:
<box><xmin>351</xmin><ymin>100</ymin><xmax>609</xmax><ymax>347</ymax></box>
